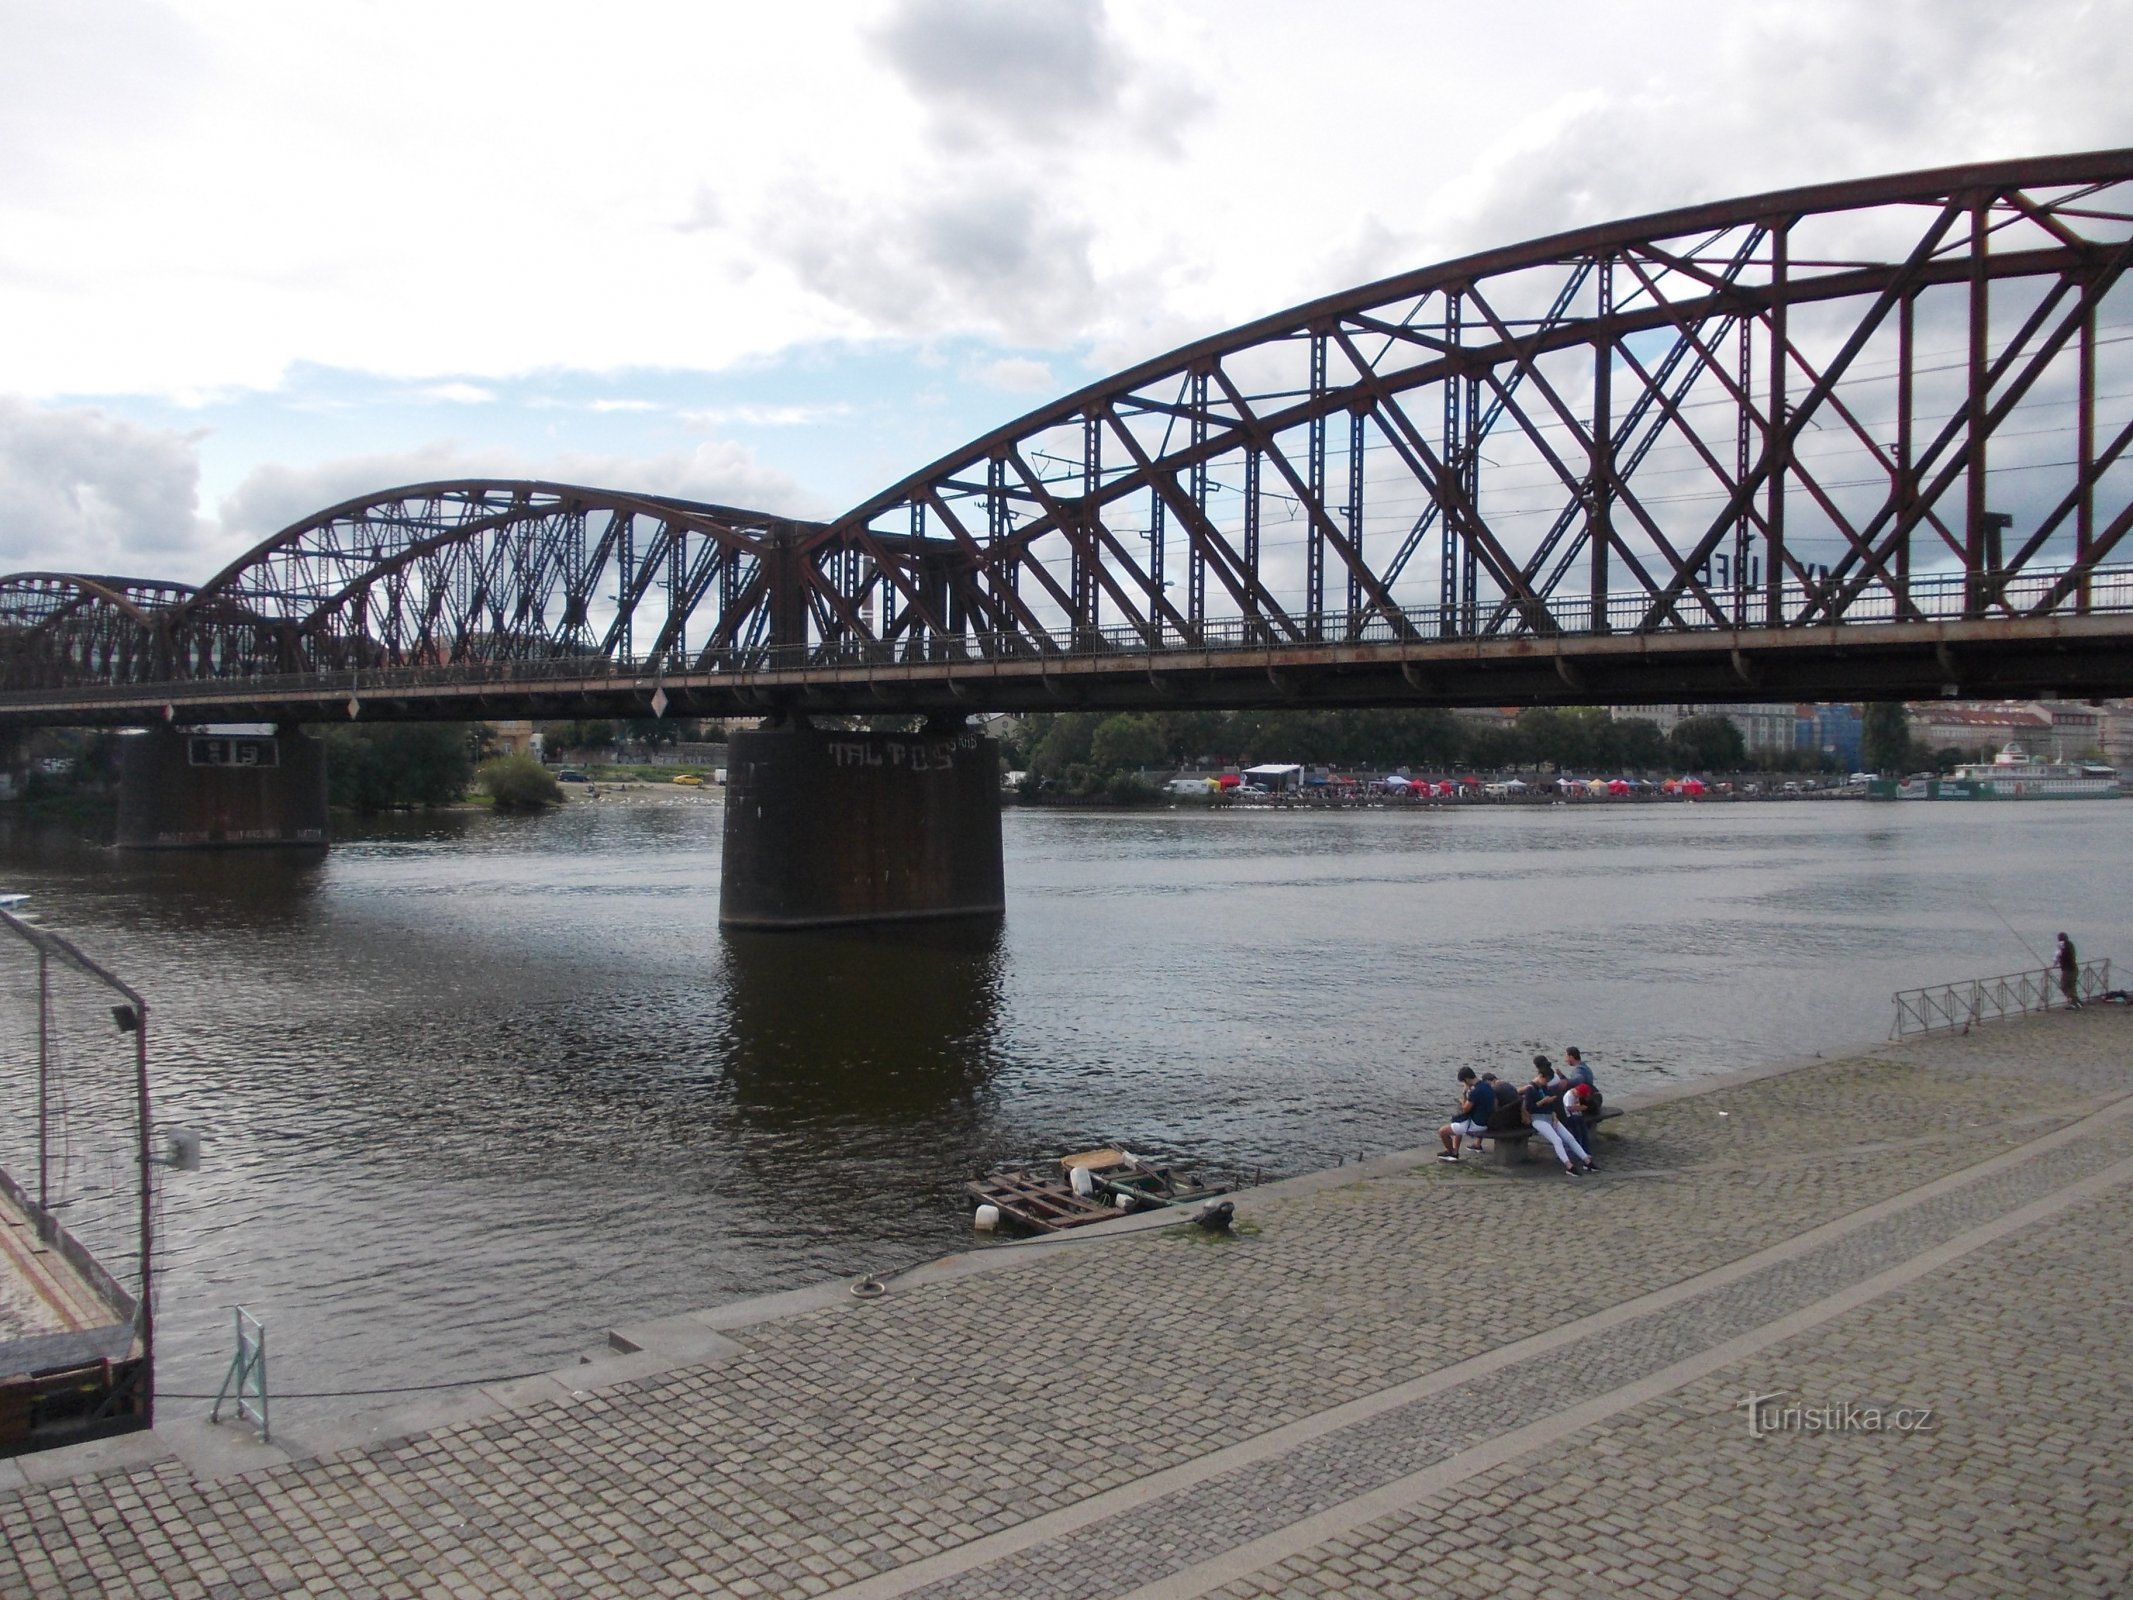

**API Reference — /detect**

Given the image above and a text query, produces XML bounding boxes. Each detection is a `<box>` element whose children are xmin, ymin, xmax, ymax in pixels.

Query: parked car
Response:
<box><xmin>556</xmin><ymin>769</ymin><xmax>590</xmax><ymax>784</ymax></box>
<box><xmin>673</xmin><ymin>773</ymin><xmax>705</xmax><ymax>786</ymax></box>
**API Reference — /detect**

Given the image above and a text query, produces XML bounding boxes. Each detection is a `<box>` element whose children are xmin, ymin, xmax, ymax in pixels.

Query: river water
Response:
<box><xmin>0</xmin><ymin>794</ymin><xmax>2125</xmax><ymax>1413</ymax></box>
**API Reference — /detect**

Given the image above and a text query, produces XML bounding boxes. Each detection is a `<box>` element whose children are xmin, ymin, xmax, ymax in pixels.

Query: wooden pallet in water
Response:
<box><xmin>965</xmin><ymin>1171</ymin><xmax>1118</xmax><ymax>1232</ymax></box>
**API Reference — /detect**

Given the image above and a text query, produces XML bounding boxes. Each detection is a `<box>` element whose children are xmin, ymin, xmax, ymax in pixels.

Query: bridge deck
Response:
<box><xmin>2</xmin><ymin>609</ymin><xmax>2126</xmax><ymax>724</ymax></box>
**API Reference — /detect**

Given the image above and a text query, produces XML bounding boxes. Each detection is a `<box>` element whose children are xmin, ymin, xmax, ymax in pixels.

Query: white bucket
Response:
<box><xmin>1069</xmin><ymin>1164</ymin><xmax>1095</xmax><ymax>1197</ymax></box>
<box><xmin>974</xmin><ymin>1204</ymin><xmax>1001</xmax><ymax>1231</ymax></box>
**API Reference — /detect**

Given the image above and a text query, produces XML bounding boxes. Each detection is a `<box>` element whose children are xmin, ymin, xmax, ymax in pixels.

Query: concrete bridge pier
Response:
<box><xmin>115</xmin><ymin>726</ymin><xmax>328</xmax><ymax>849</ymax></box>
<box><xmin>718</xmin><ymin>721</ymin><xmax>1005</xmax><ymax>929</ymax></box>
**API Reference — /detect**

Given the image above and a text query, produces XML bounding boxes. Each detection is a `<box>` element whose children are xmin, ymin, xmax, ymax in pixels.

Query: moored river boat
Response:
<box><xmin>1869</xmin><ymin>744</ymin><xmax>2123</xmax><ymax>801</ymax></box>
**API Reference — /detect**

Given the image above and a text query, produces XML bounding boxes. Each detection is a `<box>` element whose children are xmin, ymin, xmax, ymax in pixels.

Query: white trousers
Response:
<box><xmin>1532</xmin><ymin>1117</ymin><xmax>1589</xmax><ymax>1168</ymax></box>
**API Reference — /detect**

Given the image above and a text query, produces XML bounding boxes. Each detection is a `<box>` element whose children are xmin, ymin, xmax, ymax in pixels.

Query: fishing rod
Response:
<box><xmin>1984</xmin><ymin>902</ymin><xmax>2047</xmax><ymax>965</ymax></box>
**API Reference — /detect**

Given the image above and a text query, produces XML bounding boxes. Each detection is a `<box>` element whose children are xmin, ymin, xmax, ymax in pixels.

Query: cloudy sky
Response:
<box><xmin>2</xmin><ymin>0</ymin><xmax>2128</xmax><ymax>582</ymax></box>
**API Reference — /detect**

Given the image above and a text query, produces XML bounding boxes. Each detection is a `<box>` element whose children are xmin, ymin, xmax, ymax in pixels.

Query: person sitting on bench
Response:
<box><xmin>1438</xmin><ymin>1067</ymin><xmax>1497</xmax><ymax>1161</ymax></box>
<box><xmin>1522</xmin><ymin>1055</ymin><xmax>1591</xmax><ymax>1176</ymax></box>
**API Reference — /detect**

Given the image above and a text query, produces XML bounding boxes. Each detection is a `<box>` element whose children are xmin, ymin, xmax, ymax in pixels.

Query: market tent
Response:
<box><xmin>1242</xmin><ymin>762</ymin><xmax>1303</xmax><ymax>791</ymax></box>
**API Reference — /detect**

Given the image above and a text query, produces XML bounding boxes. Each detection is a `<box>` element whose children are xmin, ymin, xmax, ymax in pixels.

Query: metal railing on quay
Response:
<box><xmin>1890</xmin><ymin>957</ymin><xmax>2113</xmax><ymax>1038</ymax></box>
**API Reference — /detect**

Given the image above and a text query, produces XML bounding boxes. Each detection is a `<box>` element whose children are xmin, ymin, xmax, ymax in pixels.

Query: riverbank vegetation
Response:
<box><xmin>1005</xmin><ymin>707</ymin><xmax>1843</xmax><ymax>800</ymax></box>
<box><xmin>475</xmin><ymin>753</ymin><xmax>565</xmax><ymax>811</ymax></box>
<box><xmin>324</xmin><ymin>724</ymin><xmax>477</xmax><ymax>813</ymax></box>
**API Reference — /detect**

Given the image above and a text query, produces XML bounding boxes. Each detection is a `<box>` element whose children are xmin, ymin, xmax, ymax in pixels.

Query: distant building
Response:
<box><xmin>488</xmin><ymin>720</ymin><xmax>539</xmax><ymax>757</ymax></box>
<box><xmin>1907</xmin><ymin>704</ymin><xmax>2052</xmax><ymax>760</ymax></box>
<box><xmin>1795</xmin><ymin>703</ymin><xmax>1864</xmax><ymax>770</ymax></box>
<box><xmin>2029</xmin><ymin>700</ymin><xmax>2104</xmax><ymax>759</ymax></box>
<box><xmin>1611</xmin><ymin>702</ymin><xmax>1807</xmax><ymax>755</ymax></box>
<box><xmin>1903</xmin><ymin>701</ymin><xmax>2104</xmax><ymax>762</ymax></box>
<box><xmin>2099</xmin><ymin>700</ymin><xmax>2133</xmax><ymax>768</ymax></box>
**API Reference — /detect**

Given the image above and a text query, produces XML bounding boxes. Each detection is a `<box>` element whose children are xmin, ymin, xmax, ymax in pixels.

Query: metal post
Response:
<box><xmin>2078</xmin><ymin>282</ymin><xmax>2096</xmax><ymax>613</ymax></box>
<box><xmin>1346</xmin><ymin>407</ymin><xmax>1365</xmax><ymax>633</ymax></box>
<box><xmin>1441</xmin><ymin>290</ymin><xmax>1462</xmax><ymax>636</ymax></box>
<box><xmin>135</xmin><ymin>999</ymin><xmax>154</xmax><ymax>1426</ymax></box>
<box><xmin>616</xmin><ymin>513</ymin><xmax>634</xmax><ymax>663</ymax></box>
<box><xmin>37</xmin><ymin>946</ymin><xmax>49</xmax><ymax>1209</ymax></box>
<box><xmin>1766</xmin><ymin>221</ymin><xmax>1789</xmax><ymax>627</ymax></box>
<box><xmin>1188</xmin><ymin>371</ymin><xmax>1208</xmax><ymax>628</ymax></box>
<box><xmin>1080</xmin><ymin>414</ymin><xmax>1100</xmax><ymax>646</ymax></box>
<box><xmin>1965</xmin><ymin>193</ymin><xmax>1990</xmax><ymax>618</ymax></box>
<box><xmin>1148</xmin><ymin>492</ymin><xmax>1165</xmax><ymax>641</ymax></box>
<box><xmin>667</xmin><ymin>527</ymin><xmax>685</xmax><ymax>665</ymax></box>
<box><xmin>1591</xmin><ymin>255</ymin><xmax>1613</xmax><ymax>631</ymax></box>
<box><xmin>1897</xmin><ymin>290</ymin><xmax>1914</xmax><ymax>611</ymax></box>
<box><xmin>1307</xmin><ymin>333</ymin><xmax>1327</xmax><ymax>639</ymax></box>
<box><xmin>1734</xmin><ymin>313</ymin><xmax>1751</xmax><ymax>627</ymax></box>
<box><xmin>1461</xmin><ymin>368</ymin><xmax>1479</xmax><ymax>636</ymax></box>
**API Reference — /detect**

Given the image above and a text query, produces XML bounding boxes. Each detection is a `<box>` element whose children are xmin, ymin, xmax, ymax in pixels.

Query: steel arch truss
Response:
<box><xmin>158</xmin><ymin>482</ymin><xmax>813</xmax><ymax>681</ymax></box>
<box><xmin>0</xmin><ymin>575</ymin><xmax>196</xmax><ymax>691</ymax></box>
<box><xmin>5</xmin><ymin>153</ymin><xmax>2133</xmax><ymax>714</ymax></box>
<box><xmin>810</xmin><ymin>151</ymin><xmax>2133</xmax><ymax>660</ymax></box>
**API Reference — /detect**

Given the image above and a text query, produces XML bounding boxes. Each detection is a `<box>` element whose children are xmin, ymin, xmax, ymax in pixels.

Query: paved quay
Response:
<box><xmin>4</xmin><ymin>1009</ymin><xmax>2131</xmax><ymax>1598</ymax></box>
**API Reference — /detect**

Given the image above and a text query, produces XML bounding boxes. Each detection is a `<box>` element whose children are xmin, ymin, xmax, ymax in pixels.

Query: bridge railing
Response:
<box><xmin>1890</xmin><ymin>958</ymin><xmax>2113</xmax><ymax>1038</ymax></box>
<box><xmin>5</xmin><ymin>563</ymin><xmax>2132</xmax><ymax>706</ymax></box>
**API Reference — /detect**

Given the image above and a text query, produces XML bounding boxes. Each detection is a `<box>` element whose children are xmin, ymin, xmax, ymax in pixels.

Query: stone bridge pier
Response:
<box><xmin>718</xmin><ymin>721</ymin><xmax>1005</xmax><ymax>929</ymax></box>
<box><xmin>115</xmin><ymin>726</ymin><xmax>328</xmax><ymax>849</ymax></box>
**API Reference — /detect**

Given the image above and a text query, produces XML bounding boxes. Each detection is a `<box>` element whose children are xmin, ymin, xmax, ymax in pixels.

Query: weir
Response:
<box><xmin>718</xmin><ymin>723</ymin><xmax>1004</xmax><ymax>929</ymax></box>
<box><xmin>114</xmin><ymin>727</ymin><xmax>328</xmax><ymax>850</ymax></box>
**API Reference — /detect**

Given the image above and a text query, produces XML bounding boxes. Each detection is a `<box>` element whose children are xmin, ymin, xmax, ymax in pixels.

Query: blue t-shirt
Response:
<box><xmin>1521</xmin><ymin>1082</ymin><xmax>1554</xmax><ymax>1122</ymax></box>
<box><xmin>1567</xmin><ymin>1062</ymin><xmax>1594</xmax><ymax>1088</ymax></box>
<box><xmin>1464</xmin><ymin>1080</ymin><xmax>1497</xmax><ymax>1125</ymax></box>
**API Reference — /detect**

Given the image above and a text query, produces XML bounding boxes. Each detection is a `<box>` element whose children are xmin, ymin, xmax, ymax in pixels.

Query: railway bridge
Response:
<box><xmin>5</xmin><ymin>152</ymin><xmax>2131</xmax><ymax>923</ymax></box>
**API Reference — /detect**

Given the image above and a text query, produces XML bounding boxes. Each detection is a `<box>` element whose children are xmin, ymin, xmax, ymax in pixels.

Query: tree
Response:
<box><xmin>1860</xmin><ymin>702</ymin><xmax>1910</xmax><ymax>774</ymax></box>
<box><xmin>1667</xmin><ymin>715</ymin><xmax>1746</xmax><ymax>772</ymax></box>
<box><xmin>1088</xmin><ymin>713</ymin><xmax>1167</xmax><ymax>773</ymax></box>
<box><xmin>477</xmin><ymin>754</ymin><xmax>565</xmax><ymax>811</ymax></box>
<box><xmin>1027</xmin><ymin>713</ymin><xmax>1097</xmax><ymax>777</ymax></box>
<box><xmin>325</xmin><ymin>724</ymin><xmax>476</xmax><ymax>812</ymax></box>
<box><xmin>1611</xmin><ymin>718</ymin><xmax>1668</xmax><ymax>772</ymax></box>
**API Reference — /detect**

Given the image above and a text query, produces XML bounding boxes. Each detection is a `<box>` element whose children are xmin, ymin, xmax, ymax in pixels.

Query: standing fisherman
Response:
<box><xmin>2057</xmin><ymin>932</ymin><xmax>2083</xmax><ymax>1009</ymax></box>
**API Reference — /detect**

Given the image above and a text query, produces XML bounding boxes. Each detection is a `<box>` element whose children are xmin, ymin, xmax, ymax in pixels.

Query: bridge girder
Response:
<box><xmin>6</xmin><ymin>151</ymin><xmax>2133</xmax><ymax>716</ymax></box>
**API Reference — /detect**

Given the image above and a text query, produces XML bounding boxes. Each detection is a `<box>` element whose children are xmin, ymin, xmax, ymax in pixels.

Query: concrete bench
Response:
<box><xmin>1470</xmin><ymin>1107</ymin><xmax>1621</xmax><ymax>1167</ymax></box>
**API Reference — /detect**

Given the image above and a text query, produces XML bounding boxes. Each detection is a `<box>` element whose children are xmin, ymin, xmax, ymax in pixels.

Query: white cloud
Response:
<box><xmin>872</xmin><ymin>0</ymin><xmax>1121</xmax><ymax>142</ymax></box>
<box><xmin>412</xmin><ymin>382</ymin><xmax>496</xmax><ymax>405</ymax></box>
<box><xmin>681</xmin><ymin>403</ymin><xmax>851</xmax><ymax>428</ymax></box>
<box><xmin>0</xmin><ymin>0</ymin><xmax>2127</xmax><ymax>507</ymax></box>
<box><xmin>967</xmin><ymin>356</ymin><xmax>1056</xmax><ymax>394</ymax></box>
<box><xmin>0</xmin><ymin>399</ymin><xmax>209</xmax><ymax>576</ymax></box>
<box><xmin>215</xmin><ymin>440</ymin><xmax>819</xmax><ymax>555</ymax></box>
<box><xmin>762</xmin><ymin>177</ymin><xmax>1100</xmax><ymax>342</ymax></box>
<box><xmin>0</xmin><ymin>396</ymin><xmax>818</xmax><ymax>585</ymax></box>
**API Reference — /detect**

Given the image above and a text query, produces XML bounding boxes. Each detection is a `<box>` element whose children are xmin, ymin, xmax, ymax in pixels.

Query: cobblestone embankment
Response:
<box><xmin>3</xmin><ymin>1010</ymin><xmax>2129</xmax><ymax>1598</ymax></box>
